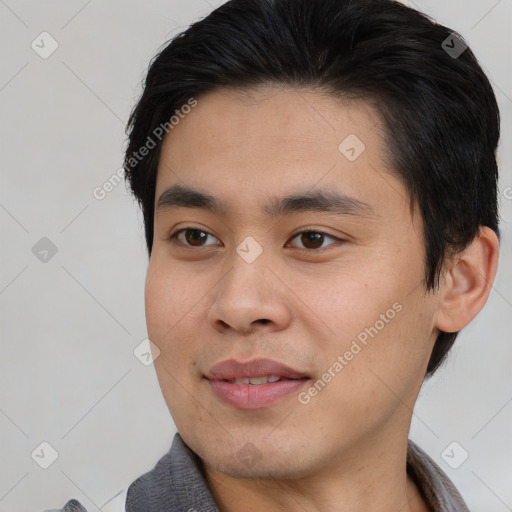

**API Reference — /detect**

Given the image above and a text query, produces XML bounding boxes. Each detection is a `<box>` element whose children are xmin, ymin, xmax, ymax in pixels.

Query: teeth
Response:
<box><xmin>249</xmin><ymin>376</ymin><xmax>270</xmax><ymax>385</ymax></box>
<box><xmin>230</xmin><ymin>375</ymin><xmax>282</xmax><ymax>385</ymax></box>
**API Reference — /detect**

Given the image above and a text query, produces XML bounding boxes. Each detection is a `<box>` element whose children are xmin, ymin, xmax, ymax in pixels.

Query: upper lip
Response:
<box><xmin>204</xmin><ymin>358</ymin><xmax>309</xmax><ymax>381</ymax></box>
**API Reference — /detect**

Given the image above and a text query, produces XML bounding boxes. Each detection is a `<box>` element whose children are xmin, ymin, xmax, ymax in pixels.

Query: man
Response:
<box><xmin>52</xmin><ymin>0</ymin><xmax>500</xmax><ymax>510</ymax></box>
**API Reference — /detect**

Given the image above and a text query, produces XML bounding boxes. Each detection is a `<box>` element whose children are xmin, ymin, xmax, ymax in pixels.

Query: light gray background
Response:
<box><xmin>0</xmin><ymin>1</ymin><xmax>511</xmax><ymax>510</ymax></box>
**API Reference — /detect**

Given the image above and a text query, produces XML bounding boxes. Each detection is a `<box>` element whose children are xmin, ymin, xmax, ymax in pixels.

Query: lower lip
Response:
<box><xmin>206</xmin><ymin>378</ymin><xmax>310</xmax><ymax>409</ymax></box>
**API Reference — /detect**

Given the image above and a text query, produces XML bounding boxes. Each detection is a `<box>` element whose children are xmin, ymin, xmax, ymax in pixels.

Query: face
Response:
<box><xmin>145</xmin><ymin>86</ymin><xmax>440</xmax><ymax>480</ymax></box>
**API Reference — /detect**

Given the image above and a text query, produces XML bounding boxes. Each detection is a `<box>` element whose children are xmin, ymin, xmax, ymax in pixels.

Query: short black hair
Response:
<box><xmin>123</xmin><ymin>0</ymin><xmax>500</xmax><ymax>378</ymax></box>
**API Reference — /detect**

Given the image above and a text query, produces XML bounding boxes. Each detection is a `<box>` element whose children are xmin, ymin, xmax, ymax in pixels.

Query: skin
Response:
<box><xmin>145</xmin><ymin>86</ymin><xmax>499</xmax><ymax>512</ymax></box>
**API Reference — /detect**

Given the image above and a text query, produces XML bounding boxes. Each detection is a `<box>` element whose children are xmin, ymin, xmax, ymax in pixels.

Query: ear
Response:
<box><xmin>434</xmin><ymin>226</ymin><xmax>500</xmax><ymax>333</ymax></box>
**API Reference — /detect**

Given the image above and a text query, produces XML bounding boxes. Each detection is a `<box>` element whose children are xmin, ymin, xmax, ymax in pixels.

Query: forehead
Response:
<box><xmin>154</xmin><ymin>86</ymin><xmax>409</xmax><ymax>223</ymax></box>
<box><xmin>161</xmin><ymin>85</ymin><xmax>383</xmax><ymax>151</ymax></box>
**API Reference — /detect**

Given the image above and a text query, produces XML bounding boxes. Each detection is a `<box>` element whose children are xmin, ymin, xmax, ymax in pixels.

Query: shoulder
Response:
<box><xmin>44</xmin><ymin>489</ymin><xmax>127</xmax><ymax>512</ymax></box>
<box><xmin>125</xmin><ymin>433</ymin><xmax>220</xmax><ymax>511</ymax></box>
<box><xmin>407</xmin><ymin>439</ymin><xmax>470</xmax><ymax>511</ymax></box>
<box><xmin>125</xmin><ymin>441</ymin><xmax>179</xmax><ymax>510</ymax></box>
<box><xmin>43</xmin><ymin>499</ymin><xmax>88</xmax><ymax>512</ymax></box>
<box><xmin>43</xmin><ymin>433</ymin><xmax>212</xmax><ymax>512</ymax></box>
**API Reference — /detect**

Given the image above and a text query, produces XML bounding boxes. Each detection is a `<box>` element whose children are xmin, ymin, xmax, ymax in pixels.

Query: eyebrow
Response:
<box><xmin>156</xmin><ymin>184</ymin><xmax>377</xmax><ymax>219</ymax></box>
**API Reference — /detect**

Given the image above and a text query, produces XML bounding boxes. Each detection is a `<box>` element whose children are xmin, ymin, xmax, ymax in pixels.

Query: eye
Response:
<box><xmin>287</xmin><ymin>230</ymin><xmax>341</xmax><ymax>250</ymax></box>
<box><xmin>167</xmin><ymin>227</ymin><xmax>342</xmax><ymax>251</ymax></box>
<box><xmin>168</xmin><ymin>227</ymin><xmax>221</xmax><ymax>248</ymax></box>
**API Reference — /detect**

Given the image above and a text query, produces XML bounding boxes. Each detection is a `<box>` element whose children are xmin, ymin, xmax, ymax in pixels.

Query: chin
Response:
<box><xmin>197</xmin><ymin>437</ymin><xmax>317</xmax><ymax>480</ymax></box>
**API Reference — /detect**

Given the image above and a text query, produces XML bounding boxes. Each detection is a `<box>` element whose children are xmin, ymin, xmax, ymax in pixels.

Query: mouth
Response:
<box><xmin>204</xmin><ymin>358</ymin><xmax>311</xmax><ymax>409</ymax></box>
<box><xmin>204</xmin><ymin>357</ymin><xmax>310</xmax><ymax>381</ymax></box>
<box><xmin>222</xmin><ymin>375</ymin><xmax>301</xmax><ymax>385</ymax></box>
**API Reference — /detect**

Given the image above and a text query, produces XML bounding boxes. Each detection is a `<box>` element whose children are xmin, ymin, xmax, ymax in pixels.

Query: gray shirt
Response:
<box><xmin>52</xmin><ymin>433</ymin><xmax>470</xmax><ymax>512</ymax></box>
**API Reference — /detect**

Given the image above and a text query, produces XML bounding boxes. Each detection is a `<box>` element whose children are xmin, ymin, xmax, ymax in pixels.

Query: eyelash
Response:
<box><xmin>167</xmin><ymin>226</ymin><xmax>343</xmax><ymax>252</ymax></box>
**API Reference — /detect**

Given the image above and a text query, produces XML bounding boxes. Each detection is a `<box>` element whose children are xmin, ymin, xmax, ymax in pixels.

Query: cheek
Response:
<box><xmin>314</xmin><ymin>273</ymin><xmax>399</xmax><ymax>341</ymax></box>
<box><xmin>331</xmin><ymin>293</ymin><xmax>433</xmax><ymax>406</ymax></box>
<box><xmin>314</xmin><ymin>260</ymin><xmax>433</xmax><ymax>386</ymax></box>
<box><xmin>145</xmin><ymin>264</ymin><xmax>200</xmax><ymax>410</ymax></box>
<box><xmin>144</xmin><ymin>259</ymin><xmax>194</xmax><ymax>335</ymax></box>
<box><xmin>144</xmin><ymin>266</ymin><xmax>169</xmax><ymax>337</ymax></box>
<box><xmin>144</xmin><ymin>260</ymin><xmax>207</xmax><ymax>373</ymax></box>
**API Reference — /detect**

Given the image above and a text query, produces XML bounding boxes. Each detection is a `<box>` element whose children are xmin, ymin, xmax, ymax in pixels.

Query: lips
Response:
<box><xmin>204</xmin><ymin>357</ymin><xmax>309</xmax><ymax>381</ymax></box>
<box><xmin>204</xmin><ymin>358</ymin><xmax>310</xmax><ymax>409</ymax></box>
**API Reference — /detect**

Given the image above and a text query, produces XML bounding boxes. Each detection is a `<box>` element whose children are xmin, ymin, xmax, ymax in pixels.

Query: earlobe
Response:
<box><xmin>434</xmin><ymin>226</ymin><xmax>499</xmax><ymax>333</ymax></box>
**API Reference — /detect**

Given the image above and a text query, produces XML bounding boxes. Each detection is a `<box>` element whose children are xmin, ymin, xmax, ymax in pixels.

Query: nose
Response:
<box><xmin>207</xmin><ymin>250</ymin><xmax>293</xmax><ymax>335</ymax></box>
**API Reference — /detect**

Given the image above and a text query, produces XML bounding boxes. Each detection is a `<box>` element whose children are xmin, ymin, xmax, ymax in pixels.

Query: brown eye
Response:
<box><xmin>288</xmin><ymin>230</ymin><xmax>340</xmax><ymax>250</ymax></box>
<box><xmin>169</xmin><ymin>228</ymin><xmax>220</xmax><ymax>247</ymax></box>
